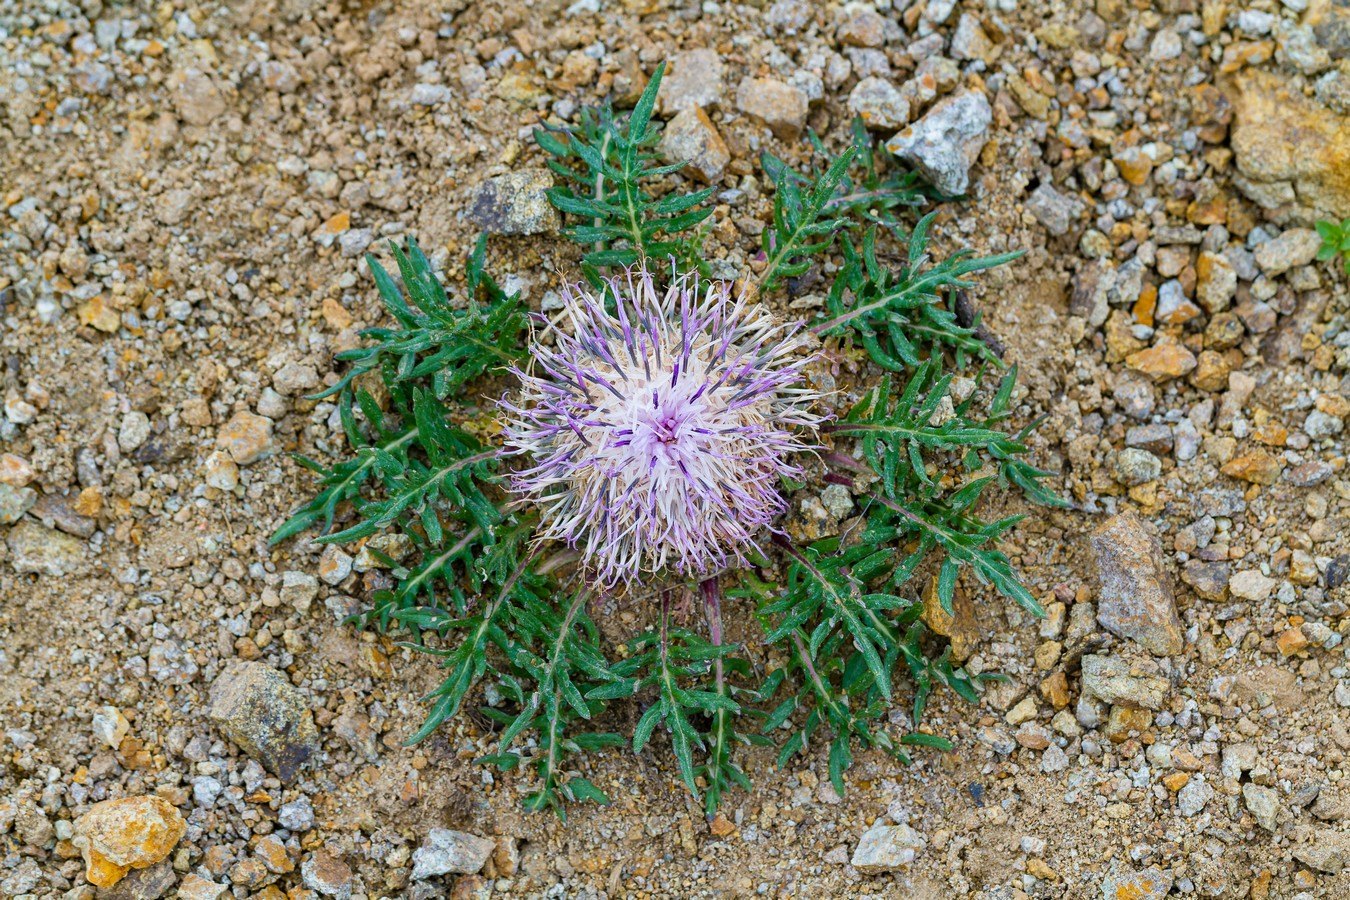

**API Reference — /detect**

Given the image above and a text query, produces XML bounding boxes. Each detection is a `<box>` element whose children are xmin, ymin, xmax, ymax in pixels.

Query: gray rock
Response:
<box><xmin>118</xmin><ymin>411</ymin><xmax>152</xmax><ymax>452</ymax></box>
<box><xmin>1178</xmin><ymin>775</ymin><xmax>1213</xmax><ymax>816</ymax></box>
<box><xmin>280</xmin><ymin>570</ymin><xmax>320</xmax><ymax>613</ymax></box>
<box><xmin>1329</xmin><ymin>555</ymin><xmax>1350</xmax><ymax>589</ymax></box>
<box><xmin>148</xmin><ymin>639</ymin><xmax>199</xmax><ymax>685</ymax></box>
<box><xmin>1304</xmin><ymin>409</ymin><xmax>1344</xmax><ymax>438</ymax></box>
<box><xmin>661</xmin><ymin>48</ymin><xmax>725</xmax><ymax>112</ymax></box>
<box><xmin>1125</xmin><ymin>423</ymin><xmax>1173</xmax><ymax>455</ymax></box>
<box><xmin>820</xmin><ymin>484</ymin><xmax>854</xmax><ymax>519</ymax></box>
<box><xmin>173</xmin><ymin>67</ymin><xmax>227</xmax><ymax>126</ymax></box>
<box><xmin>1111</xmin><ymin>447</ymin><xmax>1161</xmax><ymax>486</ymax></box>
<box><xmin>1150</xmin><ymin>30</ymin><xmax>1182</xmax><ymax>61</ymax></box>
<box><xmin>1040</xmin><ymin>744</ymin><xmax>1069</xmax><ymax>773</ymax></box>
<box><xmin>1113</xmin><ymin>377</ymin><xmax>1155</xmax><ymax>420</ymax></box>
<box><xmin>301</xmin><ymin>850</ymin><xmax>352</xmax><ymax>899</ymax></box>
<box><xmin>850</xmin><ymin>824</ymin><xmax>926</xmax><ymax>873</ymax></box>
<box><xmin>338</xmin><ymin>228</ymin><xmax>374</xmax><ymax>258</ymax></box>
<box><xmin>1254</xmin><ymin>227</ymin><xmax>1320</xmax><ymax>275</ymax></box>
<box><xmin>1090</xmin><ymin>511</ymin><xmax>1184</xmax><ymax>655</ymax></box>
<box><xmin>260</xmin><ymin>60</ymin><xmax>301</xmax><ymax>93</ymax></box>
<box><xmin>409</xmin><ymin>83</ymin><xmax>452</xmax><ymax>106</ymax></box>
<box><xmin>736</xmin><ymin>77</ymin><xmax>810</xmax><ymax>140</ymax></box>
<box><xmin>1181</xmin><ymin>560</ymin><xmax>1231</xmax><ymax>601</ymax></box>
<box><xmin>950</xmin><ymin>12</ymin><xmax>995</xmax><ymax>62</ymax></box>
<box><xmin>1221</xmin><ymin>743</ymin><xmax>1258</xmax><ymax>779</ymax></box>
<box><xmin>1068</xmin><ymin>259</ymin><xmax>1114</xmax><ymax>327</ymax></box>
<box><xmin>1243</xmin><ymin>783</ymin><xmax>1280</xmax><ymax>831</ymax></box>
<box><xmin>411</xmin><ymin>829</ymin><xmax>496</xmax><ymax>879</ymax></box>
<box><xmin>1026</xmin><ymin>183</ymin><xmax>1083</xmax><ymax>236</ymax></box>
<box><xmin>208</xmin><ymin>661</ymin><xmax>319</xmax><ymax>783</ymax></box>
<box><xmin>100</xmin><ymin>859</ymin><xmax>177</xmax><ymax>900</ymax></box>
<box><xmin>192</xmin><ymin>775</ymin><xmax>223</xmax><ymax>807</ymax></box>
<box><xmin>885</xmin><ymin>90</ymin><xmax>991</xmax><ymax>195</ymax></box>
<box><xmin>1294</xmin><ymin>831</ymin><xmax>1350</xmax><ymax>873</ymax></box>
<box><xmin>1101</xmin><ymin>865</ymin><xmax>1173</xmax><ymax>900</ymax></box>
<box><xmin>849</xmin><ymin>76</ymin><xmax>910</xmax><ymax>131</ymax></box>
<box><xmin>278</xmin><ymin>797</ymin><xmax>315</xmax><ymax>832</ymax></box>
<box><xmin>1080</xmin><ymin>654</ymin><xmax>1169</xmax><ymax>710</ymax></box>
<box><xmin>467</xmin><ymin>169</ymin><xmax>560</xmax><ymax>236</ymax></box>
<box><xmin>6</xmin><ymin>519</ymin><xmax>87</xmax><ymax>575</ymax></box>
<box><xmin>658</xmin><ymin>106</ymin><xmax>730</xmax><ymax>183</ymax></box>
<box><xmin>318</xmin><ymin>546</ymin><xmax>353</xmax><ymax>586</ymax></box>
<box><xmin>0</xmin><ymin>859</ymin><xmax>42</xmax><ymax>897</ymax></box>
<box><xmin>0</xmin><ymin>483</ymin><xmax>36</xmax><ymax>525</ymax></box>
<box><xmin>977</xmin><ymin>725</ymin><xmax>1016</xmax><ymax>755</ymax></box>
<box><xmin>273</xmin><ymin>361</ymin><xmax>319</xmax><ymax>396</ymax></box>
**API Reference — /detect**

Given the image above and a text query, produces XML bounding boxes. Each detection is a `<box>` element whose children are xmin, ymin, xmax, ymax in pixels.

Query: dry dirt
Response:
<box><xmin>3</xmin><ymin>0</ymin><xmax>1350</xmax><ymax>899</ymax></box>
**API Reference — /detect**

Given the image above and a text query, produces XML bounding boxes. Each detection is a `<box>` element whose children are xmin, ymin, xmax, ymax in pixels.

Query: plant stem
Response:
<box><xmin>701</xmin><ymin>578</ymin><xmax>724</xmax><ymax>687</ymax></box>
<box><xmin>594</xmin><ymin>129</ymin><xmax>611</xmax><ymax>255</ymax></box>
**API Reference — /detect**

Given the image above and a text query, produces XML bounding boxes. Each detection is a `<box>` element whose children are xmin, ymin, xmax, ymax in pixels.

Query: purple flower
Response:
<box><xmin>502</xmin><ymin>267</ymin><xmax>824</xmax><ymax>588</ymax></box>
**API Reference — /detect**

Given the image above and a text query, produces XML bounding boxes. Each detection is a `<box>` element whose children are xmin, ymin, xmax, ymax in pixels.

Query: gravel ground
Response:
<box><xmin>2</xmin><ymin>0</ymin><xmax>1349</xmax><ymax>898</ymax></box>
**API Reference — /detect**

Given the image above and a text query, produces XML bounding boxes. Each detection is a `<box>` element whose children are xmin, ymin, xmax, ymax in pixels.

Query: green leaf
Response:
<box><xmin>535</xmin><ymin>61</ymin><xmax>712</xmax><ymax>278</ymax></box>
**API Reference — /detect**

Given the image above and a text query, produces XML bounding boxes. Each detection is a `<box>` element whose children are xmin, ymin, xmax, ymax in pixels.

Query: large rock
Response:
<box><xmin>659</xmin><ymin>48</ymin><xmax>725</xmax><ymax>112</ymax></box>
<box><xmin>849</xmin><ymin>76</ymin><xmax>910</xmax><ymax>131</ymax></box>
<box><xmin>208</xmin><ymin>661</ymin><xmax>319</xmax><ymax>783</ymax></box>
<box><xmin>736</xmin><ymin>77</ymin><xmax>809</xmax><ymax>140</ymax></box>
<box><xmin>1081</xmin><ymin>654</ymin><xmax>1169</xmax><ymax>710</ymax></box>
<box><xmin>411</xmin><ymin>829</ymin><xmax>496</xmax><ymax>880</ymax></box>
<box><xmin>885</xmin><ymin>89</ymin><xmax>991</xmax><ymax>195</ymax></box>
<box><xmin>6</xmin><ymin>518</ymin><xmax>87</xmax><ymax>575</ymax></box>
<box><xmin>1295</xmin><ymin>830</ymin><xmax>1350</xmax><ymax>874</ymax></box>
<box><xmin>1229</xmin><ymin>69</ymin><xmax>1350</xmax><ymax>223</ymax></box>
<box><xmin>216</xmin><ymin>411</ymin><xmax>275</xmax><ymax>465</ymax></box>
<box><xmin>72</xmin><ymin>796</ymin><xmax>185</xmax><ymax>889</ymax></box>
<box><xmin>171</xmin><ymin>67</ymin><xmax>227</xmax><ymax>126</ymax></box>
<box><xmin>850</xmin><ymin>824</ymin><xmax>926</xmax><ymax>873</ymax></box>
<box><xmin>1243</xmin><ymin>783</ymin><xmax>1280</xmax><ymax>832</ymax></box>
<box><xmin>658</xmin><ymin>106</ymin><xmax>730</xmax><ymax>183</ymax></box>
<box><xmin>1101</xmin><ymin>865</ymin><xmax>1173</xmax><ymax>900</ymax></box>
<box><xmin>466</xmin><ymin>169</ymin><xmax>560</xmax><ymax>236</ymax></box>
<box><xmin>1090</xmin><ymin>511</ymin><xmax>1184</xmax><ymax>656</ymax></box>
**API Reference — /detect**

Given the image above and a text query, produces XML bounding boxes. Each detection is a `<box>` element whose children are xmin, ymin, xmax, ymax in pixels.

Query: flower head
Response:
<box><xmin>502</xmin><ymin>267</ymin><xmax>823</xmax><ymax>587</ymax></box>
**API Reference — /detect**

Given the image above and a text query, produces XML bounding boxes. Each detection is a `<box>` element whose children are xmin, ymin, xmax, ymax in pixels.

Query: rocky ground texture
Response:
<box><xmin>2</xmin><ymin>0</ymin><xmax>1350</xmax><ymax>898</ymax></box>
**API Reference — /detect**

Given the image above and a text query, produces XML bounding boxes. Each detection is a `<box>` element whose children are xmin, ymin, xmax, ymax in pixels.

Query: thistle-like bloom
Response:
<box><xmin>502</xmin><ymin>267</ymin><xmax>823</xmax><ymax>588</ymax></box>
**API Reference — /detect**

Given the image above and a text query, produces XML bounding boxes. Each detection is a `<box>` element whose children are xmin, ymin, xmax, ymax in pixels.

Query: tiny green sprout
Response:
<box><xmin>1315</xmin><ymin>218</ymin><xmax>1350</xmax><ymax>274</ymax></box>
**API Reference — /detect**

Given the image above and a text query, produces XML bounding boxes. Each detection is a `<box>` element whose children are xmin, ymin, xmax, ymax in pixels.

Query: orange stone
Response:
<box><xmin>321</xmin><ymin>296</ymin><xmax>354</xmax><ymax>330</ymax></box>
<box><xmin>709</xmin><ymin>813</ymin><xmax>736</xmax><ymax>837</ymax></box>
<box><xmin>1039</xmin><ymin>671</ymin><xmax>1070</xmax><ymax>710</ymax></box>
<box><xmin>74</xmin><ymin>486</ymin><xmax>103</xmax><ymax>517</ymax></box>
<box><xmin>1163</xmin><ymin>772</ymin><xmax>1190</xmax><ymax>792</ymax></box>
<box><xmin>1221</xmin><ymin>451</ymin><xmax>1283</xmax><ymax>485</ymax></box>
<box><xmin>78</xmin><ymin>295</ymin><xmax>121</xmax><ymax>333</ymax></box>
<box><xmin>73</xmin><ymin>796</ymin><xmax>186</xmax><ymax>888</ymax></box>
<box><xmin>1251</xmin><ymin>421</ymin><xmax>1288</xmax><ymax>447</ymax></box>
<box><xmin>1132</xmin><ymin>284</ymin><xmax>1157</xmax><ymax>327</ymax></box>
<box><xmin>1126</xmin><ymin>342</ymin><xmax>1196</xmax><ymax>382</ymax></box>
<box><xmin>1277</xmin><ymin>626</ymin><xmax>1310</xmax><ymax>656</ymax></box>
<box><xmin>1027</xmin><ymin>858</ymin><xmax>1058</xmax><ymax>880</ymax></box>
<box><xmin>921</xmin><ymin>575</ymin><xmax>979</xmax><ymax>662</ymax></box>
<box><xmin>319</xmin><ymin>211</ymin><xmax>350</xmax><ymax>235</ymax></box>
<box><xmin>0</xmin><ymin>453</ymin><xmax>35</xmax><ymax>487</ymax></box>
<box><xmin>1114</xmin><ymin>146</ymin><xmax>1153</xmax><ymax>185</ymax></box>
